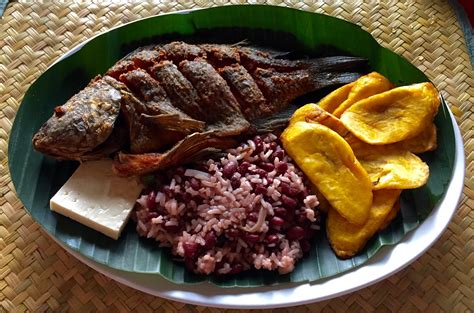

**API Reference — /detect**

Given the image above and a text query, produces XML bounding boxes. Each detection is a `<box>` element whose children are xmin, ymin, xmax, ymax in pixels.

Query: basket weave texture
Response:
<box><xmin>0</xmin><ymin>1</ymin><xmax>473</xmax><ymax>312</ymax></box>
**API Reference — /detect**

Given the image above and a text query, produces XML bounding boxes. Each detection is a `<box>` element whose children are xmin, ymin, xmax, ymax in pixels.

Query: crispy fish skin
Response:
<box><xmin>106</xmin><ymin>46</ymin><xmax>161</xmax><ymax>79</ymax></box>
<box><xmin>179</xmin><ymin>58</ymin><xmax>250</xmax><ymax>136</ymax></box>
<box><xmin>160</xmin><ymin>41</ymin><xmax>206</xmax><ymax>63</ymax></box>
<box><xmin>219</xmin><ymin>64</ymin><xmax>271</xmax><ymax>120</ymax></box>
<box><xmin>118</xmin><ymin>69</ymin><xmax>186</xmax><ymax>116</ymax></box>
<box><xmin>32</xmin><ymin>76</ymin><xmax>125</xmax><ymax>160</ymax></box>
<box><xmin>200</xmin><ymin>44</ymin><xmax>241</xmax><ymax>67</ymax></box>
<box><xmin>150</xmin><ymin>61</ymin><xmax>207</xmax><ymax>120</ymax></box>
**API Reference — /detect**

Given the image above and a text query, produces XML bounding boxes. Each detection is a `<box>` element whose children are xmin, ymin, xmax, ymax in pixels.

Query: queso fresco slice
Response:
<box><xmin>50</xmin><ymin>159</ymin><xmax>142</xmax><ymax>239</ymax></box>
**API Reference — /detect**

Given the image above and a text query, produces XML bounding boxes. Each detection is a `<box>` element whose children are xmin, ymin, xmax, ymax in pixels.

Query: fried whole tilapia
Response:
<box><xmin>32</xmin><ymin>41</ymin><xmax>367</xmax><ymax>176</ymax></box>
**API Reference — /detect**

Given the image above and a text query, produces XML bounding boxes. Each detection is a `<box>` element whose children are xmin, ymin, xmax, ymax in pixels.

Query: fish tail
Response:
<box><xmin>307</xmin><ymin>56</ymin><xmax>368</xmax><ymax>73</ymax></box>
<box><xmin>312</xmin><ymin>71</ymin><xmax>363</xmax><ymax>90</ymax></box>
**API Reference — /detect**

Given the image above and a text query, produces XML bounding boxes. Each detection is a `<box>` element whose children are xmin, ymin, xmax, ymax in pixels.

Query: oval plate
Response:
<box><xmin>8</xmin><ymin>5</ymin><xmax>464</xmax><ymax>290</ymax></box>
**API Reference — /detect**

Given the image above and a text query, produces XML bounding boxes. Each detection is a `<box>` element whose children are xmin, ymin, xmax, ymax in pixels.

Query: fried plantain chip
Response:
<box><xmin>318</xmin><ymin>82</ymin><xmax>355</xmax><ymax>114</ymax></box>
<box><xmin>340</xmin><ymin>82</ymin><xmax>440</xmax><ymax>145</ymax></box>
<box><xmin>281</xmin><ymin>121</ymin><xmax>372</xmax><ymax>225</ymax></box>
<box><xmin>290</xmin><ymin>103</ymin><xmax>351</xmax><ymax>136</ymax></box>
<box><xmin>397</xmin><ymin>122</ymin><xmax>437</xmax><ymax>154</ymax></box>
<box><xmin>379</xmin><ymin>200</ymin><xmax>401</xmax><ymax>230</ymax></box>
<box><xmin>310</xmin><ymin>183</ymin><xmax>331</xmax><ymax>214</ymax></box>
<box><xmin>358</xmin><ymin>150</ymin><xmax>429</xmax><ymax>190</ymax></box>
<box><xmin>326</xmin><ymin>189</ymin><xmax>402</xmax><ymax>258</ymax></box>
<box><xmin>332</xmin><ymin>72</ymin><xmax>393</xmax><ymax>117</ymax></box>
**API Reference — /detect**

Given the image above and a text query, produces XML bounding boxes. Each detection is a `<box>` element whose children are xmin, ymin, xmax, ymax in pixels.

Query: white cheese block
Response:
<box><xmin>50</xmin><ymin>159</ymin><xmax>142</xmax><ymax>240</ymax></box>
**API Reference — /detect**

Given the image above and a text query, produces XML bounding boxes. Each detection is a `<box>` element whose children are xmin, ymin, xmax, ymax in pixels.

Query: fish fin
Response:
<box><xmin>311</xmin><ymin>72</ymin><xmax>363</xmax><ymax>90</ymax></box>
<box><xmin>113</xmin><ymin>131</ymin><xmax>236</xmax><ymax>176</ymax></box>
<box><xmin>307</xmin><ymin>56</ymin><xmax>368</xmax><ymax>73</ymax></box>
<box><xmin>140</xmin><ymin>113</ymin><xmax>206</xmax><ymax>133</ymax></box>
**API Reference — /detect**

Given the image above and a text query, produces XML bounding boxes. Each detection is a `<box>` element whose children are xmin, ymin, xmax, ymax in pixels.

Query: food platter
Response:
<box><xmin>8</xmin><ymin>5</ymin><xmax>465</xmax><ymax>307</ymax></box>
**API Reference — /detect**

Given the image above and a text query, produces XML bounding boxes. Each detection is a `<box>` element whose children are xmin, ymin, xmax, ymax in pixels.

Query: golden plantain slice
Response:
<box><xmin>318</xmin><ymin>82</ymin><xmax>355</xmax><ymax>114</ymax></box>
<box><xmin>358</xmin><ymin>150</ymin><xmax>429</xmax><ymax>190</ymax></box>
<box><xmin>332</xmin><ymin>72</ymin><xmax>393</xmax><ymax>117</ymax></box>
<box><xmin>310</xmin><ymin>183</ymin><xmax>331</xmax><ymax>214</ymax></box>
<box><xmin>350</xmin><ymin>124</ymin><xmax>437</xmax><ymax>158</ymax></box>
<box><xmin>340</xmin><ymin>82</ymin><xmax>440</xmax><ymax>145</ymax></box>
<box><xmin>397</xmin><ymin>122</ymin><xmax>437</xmax><ymax>154</ymax></box>
<box><xmin>326</xmin><ymin>189</ymin><xmax>402</xmax><ymax>259</ymax></box>
<box><xmin>290</xmin><ymin>103</ymin><xmax>351</xmax><ymax>137</ymax></box>
<box><xmin>379</xmin><ymin>200</ymin><xmax>401</xmax><ymax>230</ymax></box>
<box><xmin>281</xmin><ymin>121</ymin><xmax>372</xmax><ymax>225</ymax></box>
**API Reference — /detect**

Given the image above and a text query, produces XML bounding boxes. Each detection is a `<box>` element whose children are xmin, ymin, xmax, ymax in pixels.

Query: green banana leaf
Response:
<box><xmin>8</xmin><ymin>5</ymin><xmax>456</xmax><ymax>287</ymax></box>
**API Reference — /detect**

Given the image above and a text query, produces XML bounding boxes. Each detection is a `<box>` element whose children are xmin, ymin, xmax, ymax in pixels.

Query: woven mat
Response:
<box><xmin>1</xmin><ymin>1</ymin><xmax>473</xmax><ymax>312</ymax></box>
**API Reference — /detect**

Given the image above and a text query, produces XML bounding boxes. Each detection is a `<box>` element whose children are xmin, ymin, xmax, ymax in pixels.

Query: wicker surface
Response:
<box><xmin>1</xmin><ymin>1</ymin><xmax>472</xmax><ymax>312</ymax></box>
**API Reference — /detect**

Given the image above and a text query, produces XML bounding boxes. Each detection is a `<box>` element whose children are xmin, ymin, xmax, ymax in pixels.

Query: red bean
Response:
<box><xmin>269</xmin><ymin>142</ymin><xmax>278</xmax><ymax>150</ymax></box>
<box><xmin>287</xmin><ymin>226</ymin><xmax>305</xmax><ymax>240</ymax></box>
<box><xmin>146</xmin><ymin>191</ymin><xmax>157</xmax><ymax>210</ymax></box>
<box><xmin>296</xmin><ymin>212</ymin><xmax>308</xmax><ymax>224</ymax></box>
<box><xmin>222</xmin><ymin>161</ymin><xmax>238</xmax><ymax>178</ymax></box>
<box><xmin>281</xmin><ymin>195</ymin><xmax>297</xmax><ymax>209</ymax></box>
<box><xmin>272</xmin><ymin>149</ymin><xmax>285</xmax><ymax>161</ymax></box>
<box><xmin>286</xmin><ymin>209</ymin><xmax>295</xmax><ymax>222</ymax></box>
<box><xmin>280</xmin><ymin>183</ymin><xmax>300</xmax><ymax>197</ymax></box>
<box><xmin>163</xmin><ymin>224</ymin><xmax>179</xmax><ymax>233</ymax></box>
<box><xmin>266</xmin><ymin>234</ymin><xmax>279</xmax><ymax>244</ymax></box>
<box><xmin>274</xmin><ymin>207</ymin><xmax>288</xmax><ymax>217</ymax></box>
<box><xmin>183</xmin><ymin>242</ymin><xmax>199</xmax><ymax>259</ymax></box>
<box><xmin>253</xmin><ymin>168</ymin><xmax>267</xmax><ymax>178</ymax></box>
<box><xmin>255</xmin><ymin>185</ymin><xmax>267</xmax><ymax>195</ymax></box>
<box><xmin>189</xmin><ymin>177</ymin><xmax>200</xmax><ymax>190</ymax></box>
<box><xmin>244</xmin><ymin>233</ymin><xmax>260</xmax><ymax>243</ymax></box>
<box><xmin>248</xmin><ymin>212</ymin><xmax>259</xmax><ymax>222</ymax></box>
<box><xmin>203</xmin><ymin>232</ymin><xmax>217</xmax><ymax>249</ymax></box>
<box><xmin>253</xmin><ymin>136</ymin><xmax>264</xmax><ymax>154</ymax></box>
<box><xmin>238</xmin><ymin>162</ymin><xmax>251</xmax><ymax>175</ymax></box>
<box><xmin>259</xmin><ymin>162</ymin><xmax>275</xmax><ymax>172</ymax></box>
<box><xmin>270</xmin><ymin>216</ymin><xmax>285</xmax><ymax>227</ymax></box>
<box><xmin>230</xmin><ymin>174</ymin><xmax>241</xmax><ymax>189</ymax></box>
<box><xmin>181</xmin><ymin>192</ymin><xmax>192</xmax><ymax>204</ymax></box>
<box><xmin>275</xmin><ymin>161</ymin><xmax>288</xmax><ymax>174</ymax></box>
<box><xmin>298</xmin><ymin>189</ymin><xmax>309</xmax><ymax>201</ymax></box>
